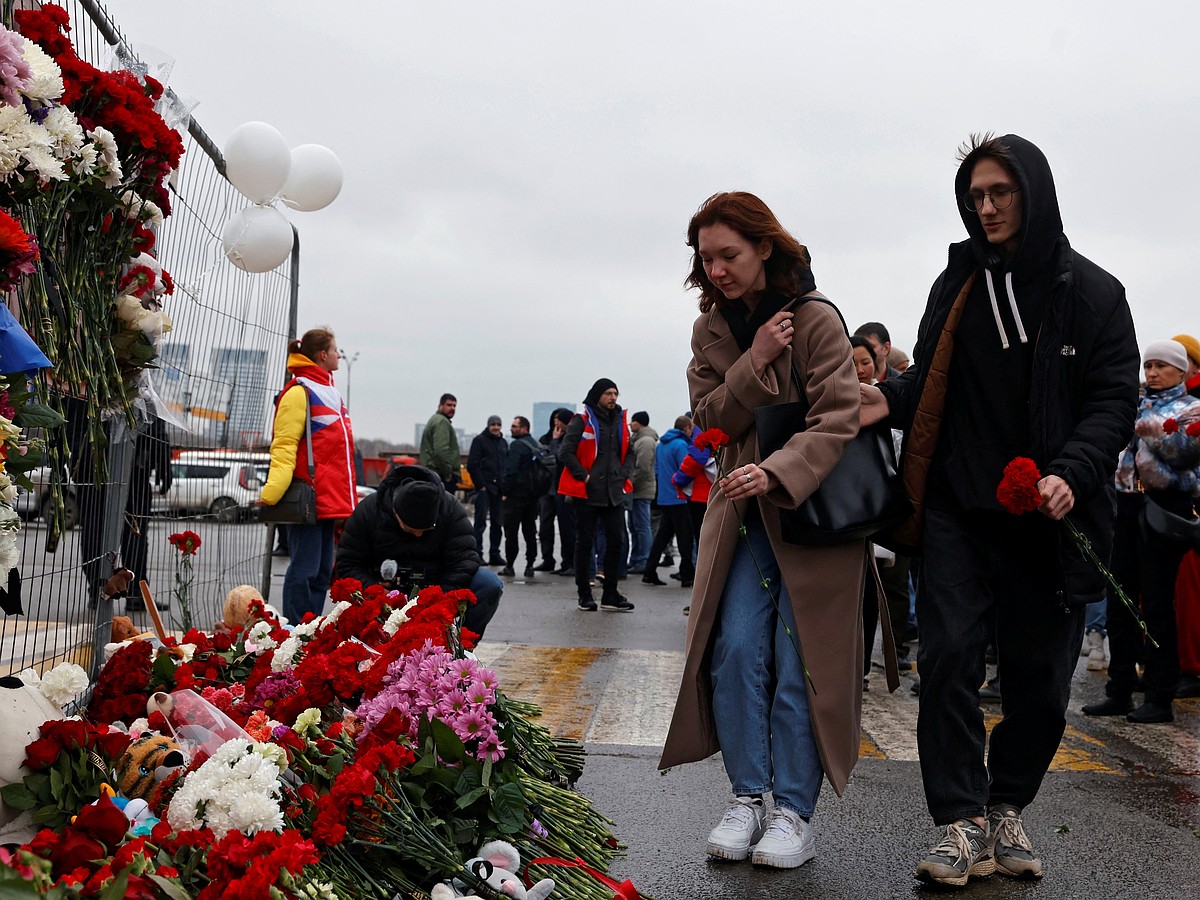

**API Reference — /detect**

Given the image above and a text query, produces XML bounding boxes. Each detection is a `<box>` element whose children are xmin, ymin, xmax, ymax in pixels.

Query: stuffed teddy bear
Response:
<box><xmin>436</xmin><ymin>840</ymin><xmax>554</xmax><ymax>899</ymax></box>
<box><xmin>114</xmin><ymin>733</ymin><xmax>186</xmax><ymax>801</ymax></box>
<box><xmin>0</xmin><ymin>674</ymin><xmax>68</xmax><ymax>843</ymax></box>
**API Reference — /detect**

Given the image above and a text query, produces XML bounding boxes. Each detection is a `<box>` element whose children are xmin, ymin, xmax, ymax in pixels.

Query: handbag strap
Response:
<box><xmin>782</xmin><ymin>290</ymin><xmax>846</xmax><ymax>403</ymax></box>
<box><xmin>302</xmin><ymin>391</ymin><xmax>315</xmax><ymax>481</ymax></box>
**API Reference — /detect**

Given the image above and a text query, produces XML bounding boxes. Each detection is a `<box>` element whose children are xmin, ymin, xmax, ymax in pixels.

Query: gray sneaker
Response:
<box><xmin>706</xmin><ymin>797</ymin><xmax>766</xmax><ymax>861</ymax></box>
<box><xmin>987</xmin><ymin>804</ymin><xmax>1043</xmax><ymax>879</ymax></box>
<box><xmin>915</xmin><ymin>819</ymin><xmax>995</xmax><ymax>887</ymax></box>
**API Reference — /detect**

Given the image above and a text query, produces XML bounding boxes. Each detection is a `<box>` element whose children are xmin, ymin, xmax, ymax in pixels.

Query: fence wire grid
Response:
<box><xmin>1</xmin><ymin>0</ymin><xmax>295</xmax><ymax>678</ymax></box>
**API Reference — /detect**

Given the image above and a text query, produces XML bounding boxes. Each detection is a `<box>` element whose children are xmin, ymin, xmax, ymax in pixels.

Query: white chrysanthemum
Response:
<box><xmin>0</xmin><ymin>105</ymin><xmax>40</xmax><ymax>178</ymax></box>
<box><xmin>299</xmin><ymin>882</ymin><xmax>339</xmax><ymax>900</ymax></box>
<box><xmin>177</xmin><ymin>643</ymin><xmax>196</xmax><ymax>664</ymax></box>
<box><xmin>246</xmin><ymin>620</ymin><xmax>277</xmax><ymax>651</ymax></box>
<box><xmin>37</xmin><ymin>662</ymin><xmax>90</xmax><ymax>708</ymax></box>
<box><xmin>42</xmin><ymin>106</ymin><xmax>84</xmax><ymax>160</ymax></box>
<box><xmin>293</xmin><ymin>707</ymin><xmax>321</xmax><ymax>733</ymax></box>
<box><xmin>20</xmin><ymin>39</ymin><xmax>63</xmax><ymax>102</ymax></box>
<box><xmin>20</xmin><ymin>141</ymin><xmax>66</xmax><ymax>183</ymax></box>
<box><xmin>166</xmin><ymin>738</ymin><xmax>285</xmax><ymax>839</ymax></box>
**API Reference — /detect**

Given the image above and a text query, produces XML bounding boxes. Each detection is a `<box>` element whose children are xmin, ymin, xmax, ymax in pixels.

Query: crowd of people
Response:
<box><xmin>256</xmin><ymin>132</ymin><xmax>1200</xmax><ymax>890</ymax></box>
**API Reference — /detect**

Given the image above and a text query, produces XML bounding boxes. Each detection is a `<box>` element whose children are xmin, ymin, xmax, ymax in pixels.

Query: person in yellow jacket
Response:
<box><xmin>261</xmin><ymin>327</ymin><xmax>357</xmax><ymax>622</ymax></box>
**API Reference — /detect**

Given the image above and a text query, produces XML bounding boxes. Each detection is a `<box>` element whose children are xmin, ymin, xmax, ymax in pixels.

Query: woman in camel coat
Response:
<box><xmin>659</xmin><ymin>192</ymin><xmax>866</xmax><ymax>869</ymax></box>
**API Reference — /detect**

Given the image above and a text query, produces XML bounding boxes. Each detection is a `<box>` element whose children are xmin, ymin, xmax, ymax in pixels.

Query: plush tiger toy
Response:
<box><xmin>114</xmin><ymin>734</ymin><xmax>186</xmax><ymax>800</ymax></box>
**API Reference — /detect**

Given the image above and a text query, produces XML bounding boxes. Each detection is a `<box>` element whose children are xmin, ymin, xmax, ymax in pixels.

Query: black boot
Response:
<box><xmin>1081</xmin><ymin>694</ymin><xmax>1132</xmax><ymax>716</ymax></box>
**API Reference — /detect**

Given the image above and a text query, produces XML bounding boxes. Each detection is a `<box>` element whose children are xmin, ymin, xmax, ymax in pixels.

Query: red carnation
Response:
<box><xmin>996</xmin><ymin>457</ymin><xmax>1044</xmax><ymax>515</ymax></box>
<box><xmin>1163</xmin><ymin>418</ymin><xmax>1179</xmax><ymax>435</ymax></box>
<box><xmin>1187</xmin><ymin>421</ymin><xmax>1200</xmax><ymax>437</ymax></box>
<box><xmin>694</xmin><ymin>428</ymin><xmax>731</xmax><ymax>451</ymax></box>
<box><xmin>168</xmin><ymin>530</ymin><xmax>202</xmax><ymax>555</ymax></box>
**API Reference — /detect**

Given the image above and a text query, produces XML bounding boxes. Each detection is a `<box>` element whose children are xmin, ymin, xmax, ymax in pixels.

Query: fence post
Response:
<box><xmin>88</xmin><ymin>415</ymin><xmax>135</xmax><ymax>680</ymax></box>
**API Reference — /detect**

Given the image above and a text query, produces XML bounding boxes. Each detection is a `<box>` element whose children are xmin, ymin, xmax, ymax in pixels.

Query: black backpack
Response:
<box><xmin>523</xmin><ymin>437</ymin><xmax>557</xmax><ymax>495</ymax></box>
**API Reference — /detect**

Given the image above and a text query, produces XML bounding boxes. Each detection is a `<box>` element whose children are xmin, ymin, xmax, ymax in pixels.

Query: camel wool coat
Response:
<box><xmin>658</xmin><ymin>297</ymin><xmax>868</xmax><ymax>796</ymax></box>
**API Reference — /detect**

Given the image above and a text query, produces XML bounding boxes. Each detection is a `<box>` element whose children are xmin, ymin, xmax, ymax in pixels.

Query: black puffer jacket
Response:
<box><xmin>467</xmin><ymin>429</ymin><xmax>507</xmax><ymax>494</ymax></box>
<box><xmin>878</xmin><ymin>134</ymin><xmax>1139</xmax><ymax>606</ymax></box>
<box><xmin>335</xmin><ymin>465</ymin><xmax>480</xmax><ymax>588</ymax></box>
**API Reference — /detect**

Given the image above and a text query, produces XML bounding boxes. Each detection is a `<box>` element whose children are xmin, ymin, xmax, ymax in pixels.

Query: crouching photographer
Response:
<box><xmin>335</xmin><ymin>464</ymin><xmax>503</xmax><ymax>638</ymax></box>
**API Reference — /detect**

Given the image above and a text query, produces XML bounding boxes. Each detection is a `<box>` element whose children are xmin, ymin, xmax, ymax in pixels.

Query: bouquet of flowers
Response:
<box><xmin>0</xmin><ymin>579</ymin><xmax>640</xmax><ymax>899</ymax></box>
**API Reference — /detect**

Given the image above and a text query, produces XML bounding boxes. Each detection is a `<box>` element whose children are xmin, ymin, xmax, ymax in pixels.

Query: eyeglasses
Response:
<box><xmin>962</xmin><ymin>187</ymin><xmax>1020</xmax><ymax>212</ymax></box>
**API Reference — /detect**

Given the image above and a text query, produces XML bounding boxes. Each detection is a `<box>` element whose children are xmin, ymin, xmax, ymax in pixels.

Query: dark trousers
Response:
<box><xmin>556</xmin><ymin>495</ymin><xmax>577</xmax><ymax>568</ymax></box>
<box><xmin>504</xmin><ymin>495</ymin><xmax>539</xmax><ymax>568</ymax></box>
<box><xmin>917</xmin><ymin>505</ymin><xmax>1084</xmax><ymax>824</ymax></box>
<box><xmin>646</xmin><ymin>504</ymin><xmax>695</xmax><ymax>581</ymax></box>
<box><xmin>473</xmin><ymin>489</ymin><xmax>503</xmax><ymax>559</ymax></box>
<box><xmin>575</xmin><ymin>503</ymin><xmax>624</xmax><ymax>599</ymax></box>
<box><xmin>537</xmin><ymin>493</ymin><xmax>558</xmax><ymax>565</ymax></box>
<box><xmin>1106</xmin><ymin>492</ymin><xmax>1189</xmax><ymax>706</ymax></box>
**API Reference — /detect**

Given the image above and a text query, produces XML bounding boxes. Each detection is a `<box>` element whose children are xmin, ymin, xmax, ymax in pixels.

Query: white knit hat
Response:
<box><xmin>1143</xmin><ymin>339</ymin><xmax>1189</xmax><ymax>372</ymax></box>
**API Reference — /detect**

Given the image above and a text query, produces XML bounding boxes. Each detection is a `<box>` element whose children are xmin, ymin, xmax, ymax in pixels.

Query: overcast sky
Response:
<box><xmin>105</xmin><ymin>0</ymin><xmax>1199</xmax><ymax>444</ymax></box>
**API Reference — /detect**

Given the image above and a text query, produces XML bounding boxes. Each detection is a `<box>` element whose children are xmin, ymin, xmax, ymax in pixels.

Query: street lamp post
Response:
<box><xmin>338</xmin><ymin>349</ymin><xmax>360</xmax><ymax>408</ymax></box>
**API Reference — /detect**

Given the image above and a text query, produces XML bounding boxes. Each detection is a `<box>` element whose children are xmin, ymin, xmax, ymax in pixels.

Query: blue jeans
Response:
<box><xmin>1084</xmin><ymin>597</ymin><xmax>1106</xmax><ymax>636</ymax></box>
<box><xmin>710</xmin><ymin>520</ymin><xmax>822</xmax><ymax>818</ymax></box>
<box><xmin>628</xmin><ymin>498</ymin><xmax>652</xmax><ymax>568</ymax></box>
<box><xmin>283</xmin><ymin>519</ymin><xmax>335</xmax><ymax>623</ymax></box>
<box><xmin>473</xmin><ymin>490</ymin><xmax>504</xmax><ymax>559</ymax></box>
<box><xmin>462</xmin><ymin>566</ymin><xmax>503</xmax><ymax>638</ymax></box>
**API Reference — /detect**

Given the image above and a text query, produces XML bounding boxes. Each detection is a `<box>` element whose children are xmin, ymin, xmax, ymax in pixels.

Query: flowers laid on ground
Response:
<box><xmin>0</xmin><ymin>580</ymin><xmax>638</xmax><ymax>899</ymax></box>
<box><xmin>996</xmin><ymin>457</ymin><xmax>1156</xmax><ymax>646</ymax></box>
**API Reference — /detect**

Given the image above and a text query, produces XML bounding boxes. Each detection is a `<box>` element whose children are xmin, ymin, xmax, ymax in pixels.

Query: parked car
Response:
<box><xmin>13</xmin><ymin>466</ymin><xmax>79</xmax><ymax>529</ymax></box>
<box><xmin>152</xmin><ymin>451</ymin><xmax>269</xmax><ymax>522</ymax></box>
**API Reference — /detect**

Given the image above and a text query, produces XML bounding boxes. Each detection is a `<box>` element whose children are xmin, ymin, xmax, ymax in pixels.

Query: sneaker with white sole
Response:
<box><xmin>750</xmin><ymin>806</ymin><xmax>815</xmax><ymax>869</ymax></box>
<box><xmin>987</xmin><ymin>804</ymin><xmax>1043</xmax><ymax>878</ymax></box>
<box><xmin>915</xmin><ymin>819</ymin><xmax>995</xmax><ymax>887</ymax></box>
<box><xmin>1085</xmin><ymin>630</ymin><xmax>1108</xmax><ymax>671</ymax></box>
<box><xmin>705</xmin><ymin>797</ymin><xmax>766</xmax><ymax>861</ymax></box>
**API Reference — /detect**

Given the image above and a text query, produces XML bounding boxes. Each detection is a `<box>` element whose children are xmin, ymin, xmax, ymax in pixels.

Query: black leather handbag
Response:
<box><xmin>259</xmin><ymin>392</ymin><xmax>318</xmax><ymax>526</ymax></box>
<box><xmin>755</xmin><ymin>298</ymin><xmax>910</xmax><ymax>547</ymax></box>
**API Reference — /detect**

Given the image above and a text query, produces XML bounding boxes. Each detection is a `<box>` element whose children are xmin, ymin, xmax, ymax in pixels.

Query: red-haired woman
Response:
<box><xmin>659</xmin><ymin>192</ymin><xmax>865</xmax><ymax>868</ymax></box>
<box><xmin>261</xmin><ymin>327</ymin><xmax>357</xmax><ymax>623</ymax></box>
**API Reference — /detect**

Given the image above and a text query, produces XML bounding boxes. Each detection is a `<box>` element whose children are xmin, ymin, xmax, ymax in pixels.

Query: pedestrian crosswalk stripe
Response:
<box><xmin>476</xmin><ymin>643</ymin><xmax>1198</xmax><ymax>776</ymax></box>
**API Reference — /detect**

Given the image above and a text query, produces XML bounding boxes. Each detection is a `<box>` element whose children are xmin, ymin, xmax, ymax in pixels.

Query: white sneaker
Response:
<box><xmin>1085</xmin><ymin>630</ymin><xmax>1108</xmax><ymax>671</ymax></box>
<box><xmin>750</xmin><ymin>806</ymin><xmax>816</xmax><ymax>869</ymax></box>
<box><xmin>706</xmin><ymin>797</ymin><xmax>766</xmax><ymax>861</ymax></box>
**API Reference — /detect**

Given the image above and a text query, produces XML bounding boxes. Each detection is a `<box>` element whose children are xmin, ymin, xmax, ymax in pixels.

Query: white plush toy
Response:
<box><xmin>434</xmin><ymin>840</ymin><xmax>554</xmax><ymax>900</ymax></box>
<box><xmin>0</xmin><ymin>674</ymin><xmax>69</xmax><ymax>843</ymax></box>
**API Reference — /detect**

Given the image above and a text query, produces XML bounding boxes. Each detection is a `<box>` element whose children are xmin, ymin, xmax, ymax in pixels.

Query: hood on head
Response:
<box><xmin>584</xmin><ymin>378</ymin><xmax>618</xmax><ymax>407</ymax></box>
<box><xmin>660</xmin><ymin>428</ymin><xmax>689</xmax><ymax>444</ymax></box>
<box><xmin>954</xmin><ymin>133</ymin><xmax>1063</xmax><ymax>273</ymax></box>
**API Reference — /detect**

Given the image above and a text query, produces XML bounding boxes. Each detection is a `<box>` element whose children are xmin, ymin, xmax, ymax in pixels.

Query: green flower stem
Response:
<box><xmin>1063</xmin><ymin>517</ymin><xmax>1159</xmax><ymax>650</ymax></box>
<box><xmin>714</xmin><ymin>449</ymin><xmax>814</xmax><ymax>692</ymax></box>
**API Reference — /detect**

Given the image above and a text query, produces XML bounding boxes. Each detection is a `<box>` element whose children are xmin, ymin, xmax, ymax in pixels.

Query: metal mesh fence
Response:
<box><xmin>1</xmin><ymin>0</ymin><xmax>294</xmax><ymax>677</ymax></box>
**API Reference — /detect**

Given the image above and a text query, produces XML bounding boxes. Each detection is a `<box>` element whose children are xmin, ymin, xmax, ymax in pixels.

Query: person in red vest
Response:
<box><xmin>558</xmin><ymin>378</ymin><xmax>635</xmax><ymax>612</ymax></box>
<box><xmin>261</xmin><ymin>327</ymin><xmax>357</xmax><ymax>623</ymax></box>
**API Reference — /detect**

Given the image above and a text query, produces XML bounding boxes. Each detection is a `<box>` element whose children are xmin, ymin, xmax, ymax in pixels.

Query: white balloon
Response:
<box><xmin>223</xmin><ymin>122</ymin><xmax>291</xmax><ymax>203</ymax></box>
<box><xmin>280</xmin><ymin>144</ymin><xmax>343</xmax><ymax>212</ymax></box>
<box><xmin>222</xmin><ymin>206</ymin><xmax>294</xmax><ymax>273</ymax></box>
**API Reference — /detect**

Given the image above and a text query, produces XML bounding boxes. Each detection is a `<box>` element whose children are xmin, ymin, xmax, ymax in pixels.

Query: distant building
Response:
<box><xmin>531</xmin><ymin>401</ymin><xmax>575</xmax><ymax>435</ymax></box>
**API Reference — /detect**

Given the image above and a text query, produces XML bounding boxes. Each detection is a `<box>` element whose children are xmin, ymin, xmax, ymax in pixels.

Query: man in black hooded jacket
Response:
<box><xmin>861</xmin><ymin>134</ymin><xmax>1138</xmax><ymax>886</ymax></box>
<box><xmin>335</xmin><ymin>464</ymin><xmax>503</xmax><ymax>637</ymax></box>
<box><xmin>559</xmin><ymin>378</ymin><xmax>635</xmax><ymax>611</ymax></box>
